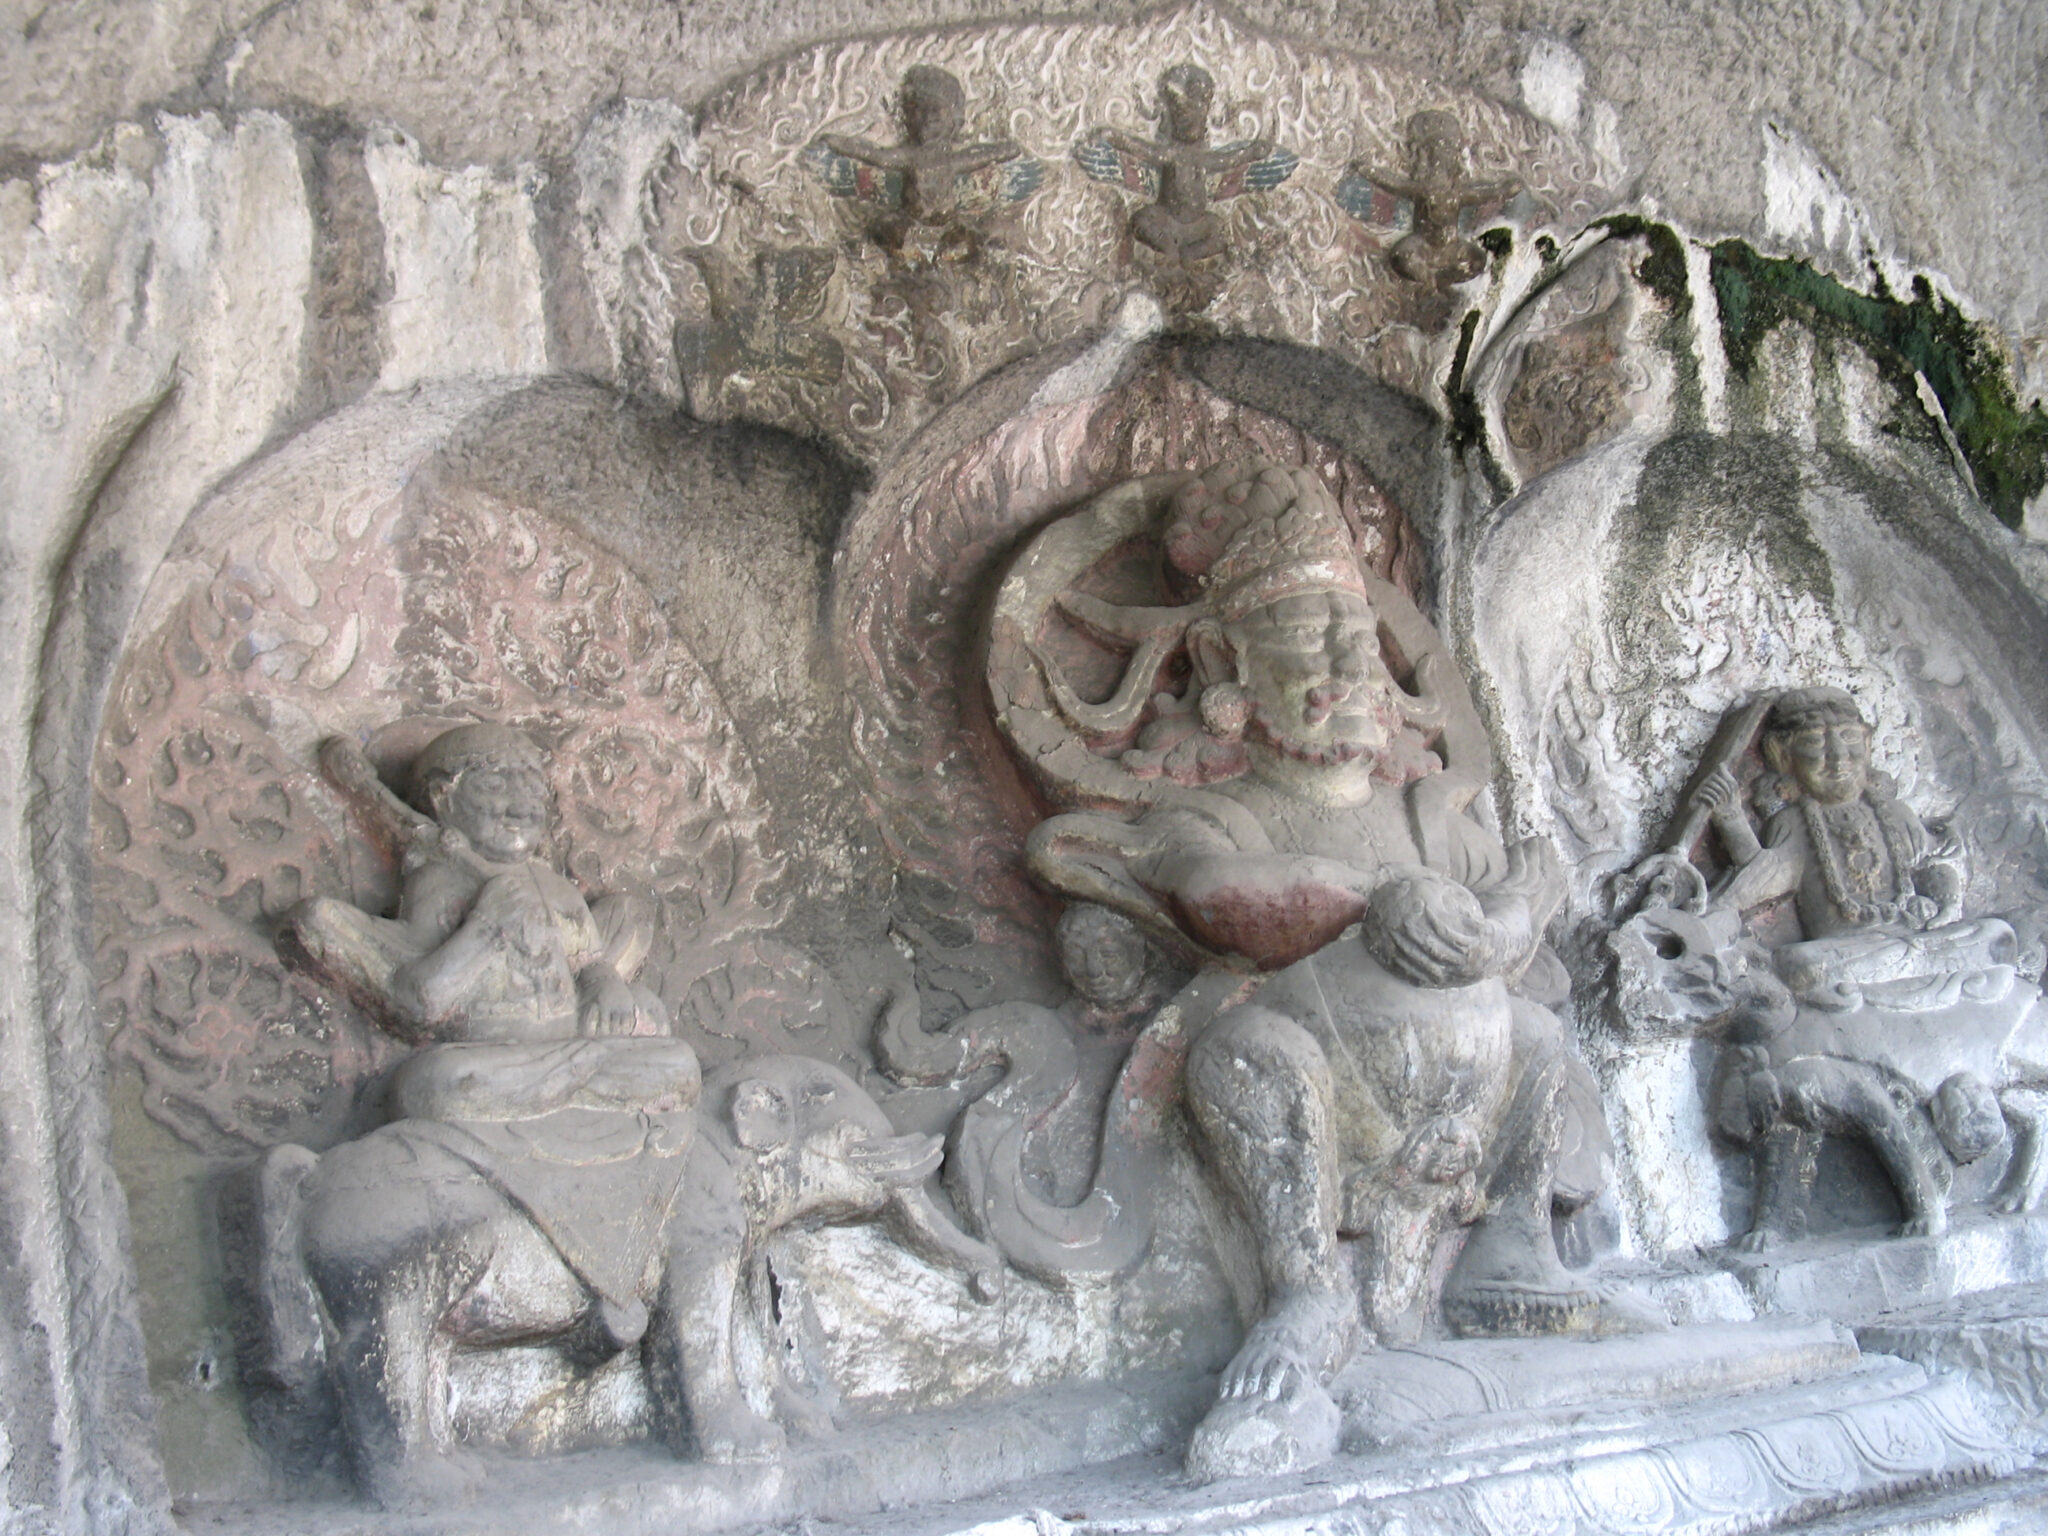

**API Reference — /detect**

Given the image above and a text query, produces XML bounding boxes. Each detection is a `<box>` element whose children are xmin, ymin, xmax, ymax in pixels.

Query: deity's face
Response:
<box><xmin>1160</xmin><ymin>66</ymin><xmax>1213</xmax><ymax>144</ymax></box>
<box><xmin>1771</xmin><ymin>716</ymin><xmax>1872</xmax><ymax>806</ymax></box>
<box><xmin>438</xmin><ymin>757</ymin><xmax>552</xmax><ymax>863</ymax></box>
<box><xmin>901</xmin><ymin>68</ymin><xmax>965</xmax><ymax>143</ymax></box>
<box><xmin>1407</xmin><ymin>112</ymin><xmax>1462</xmax><ymax>183</ymax></box>
<box><xmin>1225</xmin><ymin>588</ymin><xmax>1389</xmax><ymax>770</ymax></box>
<box><xmin>1056</xmin><ymin>906</ymin><xmax>1149</xmax><ymax>1009</ymax></box>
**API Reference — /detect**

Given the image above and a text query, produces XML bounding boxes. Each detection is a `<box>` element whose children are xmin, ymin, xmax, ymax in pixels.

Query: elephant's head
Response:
<box><xmin>708</xmin><ymin>1056</ymin><xmax>1005</xmax><ymax>1300</ymax></box>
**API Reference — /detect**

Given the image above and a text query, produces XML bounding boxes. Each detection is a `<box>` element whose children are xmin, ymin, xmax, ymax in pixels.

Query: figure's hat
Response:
<box><xmin>1162</xmin><ymin>459</ymin><xmax>1368</xmax><ymax>621</ymax></box>
<box><xmin>409</xmin><ymin>723</ymin><xmax>547</xmax><ymax>813</ymax></box>
<box><xmin>1767</xmin><ymin>686</ymin><xmax>1868</xmax><ymax>733</ymax></box>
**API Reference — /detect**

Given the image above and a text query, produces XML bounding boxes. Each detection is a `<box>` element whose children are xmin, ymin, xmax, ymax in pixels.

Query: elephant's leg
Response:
<box><xmin>1994</xmin><ymin>1090</ymin><xmax>2048</xmax><ymax>1215</ymax></box>
<box><xmin>1737</xmin><ymin>1125</ymin><xmax>1818</xmax><ymax>1252</ymax></box>
<box><xmin>655</xmin><ymin>1141</ymin><xmax>786</xmax><ymax>1465</ymax></box>
<box><xmin>1832</xmin><ymin>1074</ymin><xmax>1948</xmax><ymax>1237</ymax></box>
<box><xmin>301</xmin><ymin>1134</ymin><xmax>512</xmax><ymax>1505</ymax></box>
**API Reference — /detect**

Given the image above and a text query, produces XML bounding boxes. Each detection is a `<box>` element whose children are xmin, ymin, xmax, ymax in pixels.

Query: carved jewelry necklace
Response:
<box><xmin>1801</xmin><ymin>793</ymin><xmax>1918</xmax><ymax>926</ymax></box>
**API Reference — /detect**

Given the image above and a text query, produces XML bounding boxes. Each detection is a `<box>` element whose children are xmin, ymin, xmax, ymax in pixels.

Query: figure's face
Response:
<box><xmin>440</xmin><ymin>759</ymin><xmax>552</xmax><ymax>862</ymax></box>
<box><xmin>1226</xmin><ymin>589</ymin><xmax>1389</xmax><ymax>766</ymax></box>
<box><xmin>1161</xmin><ymin>69</ymin><xmax>1212</xmax><ymax>143</ymax></box>
<box><xmin>1057</xmin><ymin>915</ymin><xmax>1148</xmax><ymax>1008</ymax></box>
<box><xmin>1774</xmin><ymin>718</ymin><xmax>1871</xmax><ymax>805</ymax></box>
<box><xmin>901</xmin><ymin>69</ymin><xmax>964</xmax><ymax>143</ymax></box>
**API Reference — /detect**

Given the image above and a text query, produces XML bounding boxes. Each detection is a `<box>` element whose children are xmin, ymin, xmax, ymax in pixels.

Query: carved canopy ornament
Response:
<box><xmin>989</xmin><ymin>459</ymin><xmax>1479</xmax><ymax>813</ymax></box>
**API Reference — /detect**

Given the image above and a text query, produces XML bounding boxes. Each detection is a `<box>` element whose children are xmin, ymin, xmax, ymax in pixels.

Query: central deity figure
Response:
<box><xmin>999</xmin><ymin>460</ymin><xmax>1628</xmax><ymax>1479</ymax></box>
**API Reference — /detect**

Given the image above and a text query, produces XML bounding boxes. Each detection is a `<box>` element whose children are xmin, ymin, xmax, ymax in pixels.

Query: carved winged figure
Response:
<box><xmin>1073</xmin><ymin>63</ymin><xmax>1297</xmax><ymax>275</ymax></box>
<box><xmin>804</xmin><ymin>65</ymin><xmax>1044</xmax><ymax>262</ymax></box>
<box><xmin>1336</xmin><ymin>109</ymin><xmax>1521</xmax><ymax>288</ymax></box>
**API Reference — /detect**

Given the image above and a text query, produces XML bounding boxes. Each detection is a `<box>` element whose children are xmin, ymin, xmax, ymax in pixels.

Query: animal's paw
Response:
<box><xmin>1899</xmin><ymin>1210</ymin><xmax>1948</xmax><ymax>1239</ymax></box>
<box><xmin>696</xmin><ymin>1402</ymin><xmax>787</xmax><ymax>1465</ymax></box>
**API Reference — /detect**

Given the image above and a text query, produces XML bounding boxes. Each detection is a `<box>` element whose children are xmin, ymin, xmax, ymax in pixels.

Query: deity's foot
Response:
<box><xmin>1185</xmin><ymin>1376</ymin><xmax>1341</xmax><ymax>1485</ymax></box>
<box><xmin>1186</xmin><ymin>1289</ymin><xmax>1354</xmax><ymax>1483</ymax></box>
<box><xmin>693</xmin><ymin>1398</ymin><xmax>788</xmax><ymax>1465</ymax></box>
<box><xmin>1441</xmin><ymin>1217</ymin><xmax>1598</xmax><ymax>1338</ymax></box>
<box><xmin>366</xmin><ymin>1445</ymin><xmax>486</xmax><ymax>1511</ymax></box>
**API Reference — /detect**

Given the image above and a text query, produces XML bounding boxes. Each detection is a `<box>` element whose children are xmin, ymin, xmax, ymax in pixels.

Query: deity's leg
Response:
<box><xmin>300</xmin><ymin>1134</ymin><xmax>509</xmax><ymax>1505</ymax></box>
<box><xmin>1441</xmin><ymin>1008</ymin><xmax>1599</xmax><ymax>1337</ymax></box>
<box><xmin>1183</xmin><ymin>1005</ymin><xmax>1353</xmax><ymax>1481</ymax></box>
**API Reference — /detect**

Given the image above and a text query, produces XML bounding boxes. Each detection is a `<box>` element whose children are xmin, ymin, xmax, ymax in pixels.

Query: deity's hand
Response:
<box><xmin>1697</xmin><ymin>765</ymin><xmax>1742</xmax><ymax>824</ymax></box>
<box><xmin>578</xmin><ymin>964</ymin><xmax>642</xmax><ymax>1037</ymax></box>
<box><xmin>470</xmin><ymin>874</ymin><xmax>556</xmax><ymax>955</ymax></box>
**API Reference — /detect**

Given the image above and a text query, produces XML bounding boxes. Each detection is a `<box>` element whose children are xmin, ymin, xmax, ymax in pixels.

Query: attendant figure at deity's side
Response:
<box><xmin>1338</xmin><ymin>109</ymin><xmax>1520</xmax><ymax>289</ymax></box>
<box><xmin>1074</xmin><ymin>62</ymin><xmax>1297</xmax><ymax>297</ymax></box>
<box><xmin>810</xmin><ymin>66</ymin><xmax>1039</xmax><ymax>263</ymax></box>
<box><xmin>1697</xmin><ymin>687</ymin><xmax>2017</xmax><ymax>1014</ymax></box>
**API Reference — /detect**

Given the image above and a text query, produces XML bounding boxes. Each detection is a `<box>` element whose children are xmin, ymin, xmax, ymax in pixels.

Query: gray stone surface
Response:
<box><xmin>3</xmin><ymin>1</ymin><xmax>2048</xmax><ymax>1532</ymax></box>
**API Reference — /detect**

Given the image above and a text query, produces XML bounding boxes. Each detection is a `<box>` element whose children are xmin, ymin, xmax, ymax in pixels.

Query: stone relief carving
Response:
<box><xmin>92</xmin><ymin>471</ymin><xmax>810</xmax><ymax>1154</ymax></box>
<box><xmin>248</xmin><ymin>723</ymin><xmax>1000</xmax><ymax>1504</ymax></box>
<box><xmin>1613</xmin><ymin>688</ymin><xmax>2048</xmax><ymax>1251</ymax></box>
<box><xmin>988</xmin><ymin>457</ymin><xmax>1640</xmax><ymax>1482</ymax></box>
<box><xmin>1335</xmin><ymin>108</ymin><xmax>1522</xmax><ymax>290</ymax></box>
<box><xmin>1073</xmin><ymin>62</ymin><xmax>1297</xmax><ymax>309</ymax></box>
<box><xmin>577</xmin><ymin>2</ymin><xmax>1618</xmax><ymax>455</ymax></box>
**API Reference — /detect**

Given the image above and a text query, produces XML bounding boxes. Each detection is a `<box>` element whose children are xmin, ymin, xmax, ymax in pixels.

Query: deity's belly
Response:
<box><xmin>1259</xmin><ymin>940</ymin><xmax>1514</xmax><ymax>1170</ymax></box>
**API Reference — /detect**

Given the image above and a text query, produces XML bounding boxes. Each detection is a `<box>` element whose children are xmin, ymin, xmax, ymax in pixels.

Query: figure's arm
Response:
<box><xmin>1355</xmin><ymin>164</ymin><xmax>1426</xmax><ymax>199</ymax></box>
<box><xmin>1100</xmin><ymin>128</ymin><xmax>1161</xmax><ymax>162</ymax></box>
<box><xmin>820</xmin><ymin>134</ymin><xmax>910</xmax><ymax>168</ymax></box>
<box><xmin>1204</xmin><ymin>138</ymin><xmax>1271</xmax><ymax>171</ymax></box>
<box><xmin>951</xmin><ymin>139</ymin><xmax>1022</xmax><ymax>173</ymax></box>
<box><xmin>553</xmin><ymin>877</ymin><xmax>642</xmax><ymax>1036</ymax></box>
<box><xmin>1711</xmin><ymin>810</ymin><xmax>1804</xmax><ymax>914</ymax></box>
<box><xmin>1461</xmin><ymin>174</ymin><xmax>1520</xmax><ymax>203</ymax></box>
<box><xmin>1912</xmin><ymin>816</ymin><xmax>1965</xmax><ymax>926</ymax></box>
<box><xmin>388</xmin><ymin>867</ymin><xmax>514</xmax><ymax>1035</ymax></box>
<box><xmin>1697</xmin><ymin>764</ymin><xmax>1765</xmax><ymax>864</ymax></box>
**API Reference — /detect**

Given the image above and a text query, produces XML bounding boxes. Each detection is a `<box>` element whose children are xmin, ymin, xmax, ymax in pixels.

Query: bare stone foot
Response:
<box><xmin>1185</xmin><ymin>1375</ymin><xmax>1342</xmax><ymax>1484</ymax></box>
<box><xmin>695</xmin><ymin>1399</ymin><xmax>788</xmax><ymax>1464</ymax></box>
<box><xmin>1216</xmin><ymin>1287</ymin><xmax>1356</xmax><ymax>1403</ymax></box>
<box><xmin>369</xmin><ymin>1446</ymin><xmax>487</xmax><ymax>1511</ymax></box>
<box><xmin>1441</xmin><ymin>1216</ymin><xmax>1597</xmax><ymax>1338</ymax></box>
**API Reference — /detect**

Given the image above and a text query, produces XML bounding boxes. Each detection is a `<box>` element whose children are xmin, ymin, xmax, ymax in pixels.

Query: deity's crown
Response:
<box><xmin>1162</xmin><ymin>459</ymin><xmax>1368</xmax><ymax>621</ymax></box>
<box><xmin>1767</xmin><ymin>686</ymin><xmax>1869</xmax><ymax>735</ymax></box>
<box><xmin>409</xmin><ymin>722</ymin><xmax>548</xmax><ymax>811</ymax></box>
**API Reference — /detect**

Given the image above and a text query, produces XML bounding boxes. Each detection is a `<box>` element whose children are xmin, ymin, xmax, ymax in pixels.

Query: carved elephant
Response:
<box><xmin>235</xmin><ymin>1052</ymin><xmax>1002</xmax><ymax>1506</ymax></box>
<box><xmin>1611</xmin><ymin>904</ymin><xmax>2048</xmax><ymax>1251</ymax></box>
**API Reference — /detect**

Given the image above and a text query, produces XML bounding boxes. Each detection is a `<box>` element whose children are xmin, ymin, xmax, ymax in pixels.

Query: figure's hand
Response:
<box><xmin>1698</xmin><ymin>765</ymin><xmax>1743</xmax><ymax>823</ymax></box>
<box><xmin>1499</xmin><ymin>837</ymin><xmax>1561</xmax><ymax>906</ymax></box>
<box><xmin>471</xmin><ymin>874</ymin><xmax>554</xmax><ymax>952</ymax></box>
<box><xmin>578</xmin><ymin>965</ymin><xmax>640</xmax><ymax>1037</ymax></box>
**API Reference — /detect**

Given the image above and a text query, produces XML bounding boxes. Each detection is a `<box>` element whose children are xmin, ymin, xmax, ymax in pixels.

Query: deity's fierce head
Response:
<box><xmin>1165</xmin><ymin>460</ymin><xmax>1401</xmax><ymax>780</ymax></box>
<box><xmin>411</xmin><ymin>723</ymin><xmax>553</xmax><ymax>864</ymax></box>
<box><xmin>900</xmin><ymin>65</ymin><xmax>966</xmax><ymax>145</ymax></box>
<box><xmin>1405</xmin><ymin>109</ymin><xmax>1464</xmax><ymax>184</ymax></box>
<box><xmin>1159</xmin><ymin>63</ymin><xmax>1215</xmax><ymax>145</ymax></box>
<box><xmin>1762</xmin><ymin>687</ymin><xmax>1873</xmax><ymax>807</ymax></box>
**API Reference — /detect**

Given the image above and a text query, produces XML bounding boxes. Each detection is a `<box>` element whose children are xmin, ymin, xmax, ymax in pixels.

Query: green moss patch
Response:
<box><xmin>1710</xmin><ymin>242</ymin><xmax>2048</xmax><ymax>526</ymax></box>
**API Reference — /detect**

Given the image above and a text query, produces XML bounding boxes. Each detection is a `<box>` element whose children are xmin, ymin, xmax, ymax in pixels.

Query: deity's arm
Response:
<box><xmin>1204</xmin><ymin>137</ymin><xmax>1272</xmax><ymax>170</ymax></box>
<box><xmin>950</xmin><ymin>138</ymin><xmax>1022</xmax><ymax>173</ymax></box>
<box><xmin>1907</xmin><ymin>812</ymin><xmax>1966</xmax><ymax>925</ymax></box>
<box><xmin>1710</xmin><ymin>810</ymin><xmax>1804</xmax><ymax>916</ymax></box>
<box><xmin>387</xmin><ymin>866</ymin><xmax>512</xmax><ymax>1036</ymax></box>
<box><xmin>820</xmin><ymin>133</ymin><xmax>913</xmax><ymax>169</ymax></box>
<box><xmin>1459</xmin><ymin>173</ymin><xmax>1520</xmax><ymax>203</ymax></box>
<box><xmin>1098</xmin><ymin>127</ymin><xmax>1163</xmax><ymax>163</ymax></box>
<box><xmin>1356</xmin><ymin>164</ymin><xmax>1427</xmax><ymax>200</ymax></box>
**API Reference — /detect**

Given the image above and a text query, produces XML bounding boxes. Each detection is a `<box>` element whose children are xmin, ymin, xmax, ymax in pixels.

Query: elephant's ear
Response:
<box><xmin>731</xmin><ymin>1079</ymin><xmax>793</xmax><ymax>1152</ymax></box>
